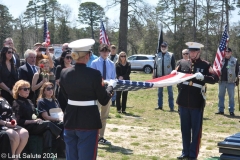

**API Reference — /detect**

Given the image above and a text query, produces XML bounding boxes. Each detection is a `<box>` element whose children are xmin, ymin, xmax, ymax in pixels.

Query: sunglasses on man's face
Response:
<box><xmin>20</xmin><ymin>88</ymin><xmax>30</xmax><ymax>91</ymax></box>
<box><xmin>183</xmin><ymin>53</ymin><xmax>189</xmax><ymax>55</ymax></box>
<box><xmin>65</xmin><ymin>56</ymin><xmax>72</xmax><ymax>60</ymax></box>
<box><xmin>49</xmin><ymin>49</ymin><xmax>54</xmax><ymax>51</ymax></box>
<box><xmin>46</xmin><ymin>87</ymin><xmax>54</xmax><ymax>91</ymax></box>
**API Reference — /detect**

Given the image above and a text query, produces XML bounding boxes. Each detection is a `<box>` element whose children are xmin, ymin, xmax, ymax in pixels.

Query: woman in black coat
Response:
<box><xmin>12</xmin><ymin>80</ymin><xmax>62</xmax><ymax>157</ymax></box>
<box><xmin>115</xmin><ymin>51</ymin><xmax>131</xmax><ymax>113</ymax></box>
<box><xmin>0</xmin><ymin>46</ymin><xmax>18</xmax><ymax>106</ymax></box>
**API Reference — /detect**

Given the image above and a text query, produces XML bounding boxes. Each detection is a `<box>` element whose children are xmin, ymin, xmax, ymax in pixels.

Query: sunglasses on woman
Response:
<box><xmin>46</xmin><ymin>87</ymin><xmax>54</xmax><ymax>91</ymax></box>
<box><xmin>20</xmin><ymin>88</ymin><xmax>30</xmax><ymax>91</ymax></box>
<box><xmin>120</xmin><ymin>55</ymin><xmax>126</xmax><ymax>57</ymax></box>
<box><xmin>7</xmin><ymin>51</ymin><xmax>13</xmax><ymax>54</ymax></box>
<box><xmin>183</xmin><ymin>53</ymin><xmax>189</xmax><ymax>55</ymax></box>
<box><xmin>65</xmin><ymin>56</ymin><xmax>72</xmax><ymax>60</ymax></box>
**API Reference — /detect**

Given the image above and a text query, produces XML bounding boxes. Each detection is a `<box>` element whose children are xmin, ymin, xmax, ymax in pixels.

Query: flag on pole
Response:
<box><xmin>99</xmin><ymin>20</ymin><xmax>110</xmax><ymax>45</ymax></box>
<box><xmin>43</xmin><ymin>18</ymin><xmax>50</xmax><ymax>47</ymax></box>
<box><xmin>156</xmin><ymin>25</ymin><xmax>163</xmax><ymax>53</ymax></box>
<box><xmin>213</xmin><ymin>25</ymin><xmax>229</xmax><ymax>77</ymax></box>
<box><xmin>154</xmin><ymin>25</ymin><xmax>163</xmax><ymax>78</ymax></box>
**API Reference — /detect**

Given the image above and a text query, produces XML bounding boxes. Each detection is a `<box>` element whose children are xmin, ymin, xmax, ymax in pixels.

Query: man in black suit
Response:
<box><xmin>3</xmin><ymin>37</ymin><xmax>21</xmax><ymax>68</ymax></box>
<box><xmin>18</xmin><ymin>49</ymin><xmax>37</xmax><ymax>101</ymax></box>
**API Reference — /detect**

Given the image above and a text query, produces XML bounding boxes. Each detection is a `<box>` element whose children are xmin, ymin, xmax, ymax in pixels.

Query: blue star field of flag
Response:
<box><xmin>114</xmin><ymin>80</ymin><xmax>154</xmax><ymax>91</ymax></box>
<box><xmin>219</xmin><ymin>25</ymin><xmax>228</xmax><ymax>52</ymax></box>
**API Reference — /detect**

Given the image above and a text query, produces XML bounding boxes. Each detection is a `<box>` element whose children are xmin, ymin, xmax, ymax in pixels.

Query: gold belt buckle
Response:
<box><xmin>189</xmin><ymin>81</ymin><xmax>193</xmax><ymax>86</ymax></box>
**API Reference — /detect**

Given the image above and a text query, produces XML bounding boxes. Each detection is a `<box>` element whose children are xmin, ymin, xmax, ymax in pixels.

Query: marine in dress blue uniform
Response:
<box><xmin>175</xmin><ymin>42</ymin><xmax>219</xmax><ymax>160</ymax></box>
<box><xmin>59</xmin><ymin>39</ymin><xmax>114</xmax><ymax>160</ymax></box>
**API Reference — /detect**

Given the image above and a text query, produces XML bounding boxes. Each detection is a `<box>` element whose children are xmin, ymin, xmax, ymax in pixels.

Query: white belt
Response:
<box><xmin>68</xmin><ymin>100</ymin><xmax>97</xmax><ymax>106</ymax></box>
<box><xmin>182</xmin><ymin>81</ymin><xmax>202</xmax><ymax>89</ymax></box>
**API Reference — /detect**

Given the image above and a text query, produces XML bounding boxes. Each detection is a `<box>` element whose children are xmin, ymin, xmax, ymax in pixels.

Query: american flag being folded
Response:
<box><xmin>106</xmin><ymin>72</ymin><xmax>196</xmax><ymax>91</ymax></box>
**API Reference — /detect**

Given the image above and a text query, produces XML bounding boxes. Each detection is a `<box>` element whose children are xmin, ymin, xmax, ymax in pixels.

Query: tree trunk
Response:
<box><xmin>118</xmin><ymin>0</ymin><xmax>128</xmax><ymax>53</ymax></box>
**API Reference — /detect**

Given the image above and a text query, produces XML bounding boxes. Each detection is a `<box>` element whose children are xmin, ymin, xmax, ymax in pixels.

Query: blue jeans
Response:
<box><xmin>218</xmin><ymin>81</ymin><xmax>235</xmax><ymax>112</ymax></box>
<box><xmin>158</xmin><ymin>86</ymin><xmax>174</xmax><ymax>110</ymax></box>
<box><xmin>64</xmin><ymin>129</ymin><xmax>98</xmax><ymax>160</ymax></box>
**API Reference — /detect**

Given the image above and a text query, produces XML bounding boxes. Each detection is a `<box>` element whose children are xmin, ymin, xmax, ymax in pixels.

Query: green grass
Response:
<box><xmin>96</xmin><ymin>71</ymin><xmax>240</xmax><ymax>160</ymax></box>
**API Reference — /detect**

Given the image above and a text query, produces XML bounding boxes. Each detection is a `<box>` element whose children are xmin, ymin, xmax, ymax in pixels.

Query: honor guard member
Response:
<box><xmin>59</xmin><ymin>39</ymin><xmax>115</xmax><ymax>160</ymax></box>
<box><xmin>172</xmin><ymin>42</ymin><xmax>218</xmax><ymax>160</ymax></box>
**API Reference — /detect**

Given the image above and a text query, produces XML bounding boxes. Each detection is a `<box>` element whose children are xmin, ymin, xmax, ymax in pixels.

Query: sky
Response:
<box><xmin>0</xmin><ymin>0</ymin><xmax>239</xmax><ymax>24</ymax></box>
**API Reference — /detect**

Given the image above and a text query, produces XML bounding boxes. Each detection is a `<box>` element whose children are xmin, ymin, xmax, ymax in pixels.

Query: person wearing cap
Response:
<box><xmin>34</xmin><ymin>42</ymin><xmax>54</xmax><ymax>68</ymax></box>
<box><xmin>215</xmin><ymin>47</ymin><xmax>238</xmax><ymax>116</ymax></box>
<box><xmin>153</xmin><ymin>42</ymin><xmax>175</xmax><ymax>111</ymax></box>
<box><xmin>91</xmin><ymin>44</ymin><xmax>116</xmax><ymax>145</ymax></box>
<box><xmin>108</xmin><ymin>45</ymin><xmax>119</xmax><ymax>106</ymax></box>
<box><xmin>172</xmin><ymin>42</ymin><xmax>218</xmax><ymax>160</ymax></box>
<box><xmin>59</xmin><ymin>39</ymin><xmax>114</xmax><ymax>160</ymax></box>
<box><xmin>48</xmin><ymin>46</ymin><xmax>56</xmax><ymax>60</ymax></box>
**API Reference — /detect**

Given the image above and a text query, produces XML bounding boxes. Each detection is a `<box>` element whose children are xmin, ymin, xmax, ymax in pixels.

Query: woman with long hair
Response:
<box><xmin>37</xmin><ymin>82</ymin><xmax>65</xmax><ymax>158</ymax></box>
<box><xmin>0</xmin><ymin>88</ymin><xmax>28</xmax><ymax>159</ymax></box>
<box><xmin>32</xmin><ymin>59</ymin><xmax>54</xmax><ymax>105</ymax></box>
<box><xmin>55</xmin><ymin>50</ymin><xmax>73</xmax><ymax>112</ymax></box>
<box><xmin>115</xmin><ymin>51</ymin><xmax>131</xmax><ymax>114</ymax></box>
<box><xmin>0</xmin><ymin>46</ymin><xmax>18</xmax><ymax>106</ymax></box>
<box><xmin>12</xmin><ymin>80</ymin><xmax>62</xmax><ymax>157</ymax></box>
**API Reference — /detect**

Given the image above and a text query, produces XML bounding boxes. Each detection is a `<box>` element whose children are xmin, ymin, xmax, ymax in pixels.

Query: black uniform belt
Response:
<box><xmin>182</xmin><ymin>81</ymin><xmax>202</xmax><ymax>89</ymax></box>
<box><xmin>68</xmin><ymin>100</ymin><xmax>97</xmax><ymax>106</ymax></box>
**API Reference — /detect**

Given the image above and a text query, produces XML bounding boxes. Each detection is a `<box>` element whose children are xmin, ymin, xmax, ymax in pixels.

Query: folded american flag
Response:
<box><xmin>106</xmin><ymin>72</ymin><xmax>196</xmax><ymax>91</ymax></box>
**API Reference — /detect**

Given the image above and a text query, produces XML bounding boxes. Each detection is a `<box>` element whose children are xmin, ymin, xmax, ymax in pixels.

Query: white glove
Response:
<box><xmin>108</xmin><ymin>79</ymin><xmax>117</xmax><ymax>88</ymax></box>
<box><xmin>171</xmin><ymin>70</ymin><xmax>178</xmax><ymax>75</ymax></box>
<box><xmin>195</xmin><ymin>72</ymin><xmax>204</xmax><ymax>81</ymax></box>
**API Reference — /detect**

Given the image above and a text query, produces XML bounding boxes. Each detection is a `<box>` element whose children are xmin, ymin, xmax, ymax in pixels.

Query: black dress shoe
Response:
<box><xmin>177</xmin><ymin>154</ymin><xmax>188</xmax><ymax>159</ymax></box>
<box><xmin>215</xmin><ymin>111</ymin><xmax>224</xmax><ymax>115</ymax></box>
<box><xmin>230</xmin><ymin>112</ymin><xmax>235</xmax><ymax>116</ymax></box>
<box><xmin>155</xmin><ymin>107</ymin><xmax>163</xmax><ymax>110</ymax></box>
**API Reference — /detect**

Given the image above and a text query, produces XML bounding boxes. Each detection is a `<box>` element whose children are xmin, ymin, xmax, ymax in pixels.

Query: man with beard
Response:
<box><xmin>153</xmin><ymin>42</ymin><xmax>175</xmax><ymax>111</ymax></box>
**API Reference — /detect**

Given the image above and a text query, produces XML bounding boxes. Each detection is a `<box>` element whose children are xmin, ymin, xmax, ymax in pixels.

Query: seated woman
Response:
<box><xmin>12</xmin><ymin>80</ymin><xmax>62</xmax><ymax>156</ymax></box>
<box><xmin>0</xmin><ymin>89</ymin><xmax>28</xmax><ymax>160</ymax></box>
<box><xmin>37</xmin><ymin>82</ymin><xmax>63</xmax><ymax>129</ymax></box>
<box><xmin>37</xmin><ymin>82</ymin><xmax>65</xmax><ymax>157</ymax></box>
<box><xmin>32</xmin><ymin>59</ymin><xmax>54</xmax><ymax>105</ymax></box>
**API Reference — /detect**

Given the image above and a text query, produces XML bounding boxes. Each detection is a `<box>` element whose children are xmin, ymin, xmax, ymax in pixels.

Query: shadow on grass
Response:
<box><xmin>98</xmin><ymin>144</ymin><xmax>133</xmax><ymax>155</ymax></box>
<box><xmin>204</xmin><ymin>157</ymin><xmax>220</xmax><ymax>160</ymax></box>
<box><xmin>203</xmin><ymin>117</ymin><xmax>211</xmax><ymax>120</ymax></box>
<box><xmin>123</xmin><ymin>112</ymin><xmax>141</xmax><ymax>118</ymax></box>
<box><xmin>223</xmin><ymin>114</ymin><xmax>240</xmax><ymax>119</ymax></box>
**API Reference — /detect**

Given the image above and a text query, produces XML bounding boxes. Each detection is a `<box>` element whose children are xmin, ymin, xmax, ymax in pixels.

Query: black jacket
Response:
<box><xmin>18</xmin><ymin>63</ymin><xmax>36</xmax><ymax>100</ymax></box>
<box><xmin>59</xmin><ymin>63</ymin><xmax>112</xmax><ymax>130</ymax></box>
<box><xmin>177</xmin><ymin>59</ymin><xmax>218</xmax><ymax>108</ymax></box>
<box><xmin>115</xmin><ymin>62</ymin><xmax>131</xmax><ymax>80</ymax></box>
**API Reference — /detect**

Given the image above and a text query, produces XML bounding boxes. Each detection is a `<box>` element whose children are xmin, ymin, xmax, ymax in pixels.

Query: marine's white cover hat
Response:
<box><xmin>69</xmin><ymin>39</ymin><xmax>95</xmax><ymax>52</ymax></box>
<box><xmin>69</xmin><ymin>39</ymin><xmax>95</xmax><ymax>60</ymax></box>
<box><xmin>185</xmin><ymin>42</ymin><xmax>204</xmax><ymax>50</ymax></box>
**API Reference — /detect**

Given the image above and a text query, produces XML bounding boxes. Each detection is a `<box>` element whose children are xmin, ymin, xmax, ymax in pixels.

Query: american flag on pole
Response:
<box><xmin>43</xmin><ymin>18</ymin><xmax>50</xmax><ymax>47</ymax></box>
<box><xmin>105</xmin><ymin>73</ymin><xmax>196</xmax><ymax>91</ymax></box>
<box><xmin>213</xmin><ymin>25</ymin><xmax>229</xmax><ymax>77</ymax></box>
<box><xmin>99</xmin><ymin>20</ymin><xmax>110</xmax><ymax>45</ymax></box>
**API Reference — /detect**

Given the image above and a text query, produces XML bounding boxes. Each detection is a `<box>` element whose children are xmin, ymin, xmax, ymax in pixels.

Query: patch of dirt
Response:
<box><xmin>98</xmin><ymin>123</ymin><xmax>234</xmax><ymax>160</ymax></box>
